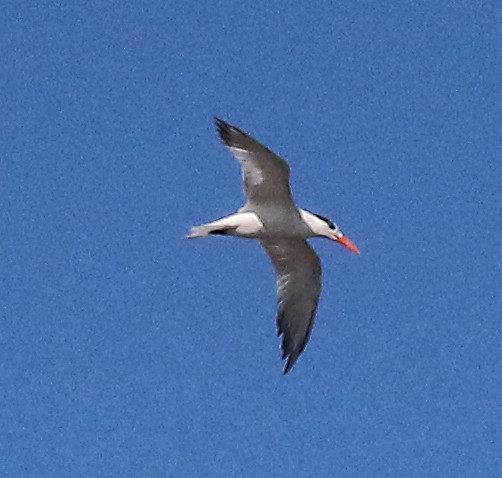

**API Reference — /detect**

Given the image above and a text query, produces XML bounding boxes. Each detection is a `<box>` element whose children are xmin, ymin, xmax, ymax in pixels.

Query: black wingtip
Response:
<box><xmin>279</xmin><ymin>326</ymin><xmax>309</xmax><ymax>375</ymax></box>
<box><xmin>214</xmin><ymin>117</ymin><xmax>252</xmax><ymax>149</ymax></box>
<box><xmin>214</xmin><ymin>116</ymin><xmax>226</xmax><ymax>128</ymax></box>
<box><xmin>214</xmin><ymin>117</ymin><xmax>232</xmax><ymax>145</ymax></box>
<box><xmin>283</xmin><ymin>354</ymin><xmax>299</xmax><ymax>375</ymax></box>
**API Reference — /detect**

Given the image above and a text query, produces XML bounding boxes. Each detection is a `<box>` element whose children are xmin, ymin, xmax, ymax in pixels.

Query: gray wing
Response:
<box><xmin>215</xmin><ymin>118</ymin><xmax>295</xmax><ymax>207</ymax></box>
<box><xmin>261</xmin><ymin>239</ymin><xmax>322</xmax><ymax>373</ymax></box>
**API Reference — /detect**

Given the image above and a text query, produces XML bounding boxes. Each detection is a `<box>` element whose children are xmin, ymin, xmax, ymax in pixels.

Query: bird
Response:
<box><xmin>187</xmin><ymin>118</ymin><xmax>360</xmax><ymax>374</ymax></box>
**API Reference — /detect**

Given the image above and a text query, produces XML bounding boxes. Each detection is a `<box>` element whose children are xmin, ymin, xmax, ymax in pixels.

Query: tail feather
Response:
<box><xmin>185</xmin><ymin>225</ymin><xmax>211</xmax><ymax>239</ymax></box>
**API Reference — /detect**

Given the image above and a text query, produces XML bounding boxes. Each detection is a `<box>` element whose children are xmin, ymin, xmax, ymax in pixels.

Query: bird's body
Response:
<box><xmin>188</xmin><ymin>118</ymin><xmax>359</xmax><ymax>373</ymax></box>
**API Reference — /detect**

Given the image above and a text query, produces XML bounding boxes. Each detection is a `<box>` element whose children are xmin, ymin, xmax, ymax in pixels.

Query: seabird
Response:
<box><xmin>188</xmin><ymin>118</ymin><xmax>360</xmax><ymax>373</ymax></box>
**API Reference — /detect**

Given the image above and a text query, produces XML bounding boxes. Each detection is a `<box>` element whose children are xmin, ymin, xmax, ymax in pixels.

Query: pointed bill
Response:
<box><xmin>336</xmin><ymin>235</ymin><xmax>360</xmax><ymax>254</ymax></box>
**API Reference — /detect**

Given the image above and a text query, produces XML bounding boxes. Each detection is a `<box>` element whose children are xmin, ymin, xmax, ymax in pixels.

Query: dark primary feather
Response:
<box><xmin>215</xmin><ymin>117</ymin><xmax>272</xmax><ymax>154</ymax></box>
<box><xmin>214</xmin><ymin>117</ymin><xmax>246</xmax><ymax>147</ymax></box>
<box><xmin>277</xmin><ymin>304</ymin><xmax>318</xmax><ymax>374</ymax></box>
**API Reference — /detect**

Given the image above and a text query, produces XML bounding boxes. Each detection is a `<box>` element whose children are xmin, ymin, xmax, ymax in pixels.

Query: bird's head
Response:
<box><xmin>300</xmin><ymin>209</ymin><xmax>360</xmax><ymax>254</ymax></box>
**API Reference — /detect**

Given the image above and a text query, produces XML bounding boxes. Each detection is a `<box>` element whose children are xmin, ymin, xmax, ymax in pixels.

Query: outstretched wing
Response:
<box><xmin>215</xmin><ymin>118</ymin><xmax>295</xmax><ymax>207</ymax></box>
<box><xmin>261</xmin><ymin>239</ymin><xmax>322</xmax><ymax>373</ymax></box>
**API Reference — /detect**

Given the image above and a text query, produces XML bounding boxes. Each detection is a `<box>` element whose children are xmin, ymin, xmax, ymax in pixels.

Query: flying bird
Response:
<box><xmin>187</xmin><ymin>118</ymin><xmax>360</xmax><ymax>373</ymax></box>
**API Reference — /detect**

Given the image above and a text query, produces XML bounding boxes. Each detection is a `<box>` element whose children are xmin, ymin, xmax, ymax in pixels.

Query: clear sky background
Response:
<box><xmin>1</xmin><ymin>1</ymin><xmax>501</xmax><ymax>477</ymax></box>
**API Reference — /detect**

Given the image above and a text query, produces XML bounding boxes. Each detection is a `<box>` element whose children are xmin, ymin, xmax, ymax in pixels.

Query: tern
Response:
<box><xmin>188</xmin><ymin>118</ymin><xmax>360</xmax><ymax>373</ymax></box>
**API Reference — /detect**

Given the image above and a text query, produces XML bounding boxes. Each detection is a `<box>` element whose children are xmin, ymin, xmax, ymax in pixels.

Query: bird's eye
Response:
<box><xmin>329</xmin><ymin>222</ymin><xmax>336</xmax><ymax>230</ymax></box>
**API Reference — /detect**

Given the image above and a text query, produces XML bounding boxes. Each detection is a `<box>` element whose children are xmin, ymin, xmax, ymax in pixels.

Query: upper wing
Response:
<box><xmin>261</xmin><ymin>239</ymin><xmax>322</xmax><ymax>373</ymax></box>
<box><xmin>215</xmin><ymin>118</ymin><xmax>295</xmax><ymax>207</ymax></box>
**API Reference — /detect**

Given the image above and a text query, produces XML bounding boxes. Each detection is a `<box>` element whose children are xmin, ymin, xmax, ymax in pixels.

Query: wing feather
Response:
<box><xmin>214</xmin><ymin>118</ymin><xmax>295</xmax><ymax>207</ymax></box>
<box><xmin>261</xmin><ymin>239</ymin><xmax>322</xmax><ymax>373</ymax></box>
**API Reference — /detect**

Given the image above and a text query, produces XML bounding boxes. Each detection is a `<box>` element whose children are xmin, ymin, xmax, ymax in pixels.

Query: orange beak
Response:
<box><xmin>336</xmin><ymin>235</ymin><xmax>360</xmax><ymax>254</ymax></box>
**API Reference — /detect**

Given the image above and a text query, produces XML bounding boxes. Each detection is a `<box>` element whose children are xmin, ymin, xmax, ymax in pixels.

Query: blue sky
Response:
<box><xmin>1</xmin><ymin>1</ymin><xmax>501</xmax><ymax>476</ymax></box>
